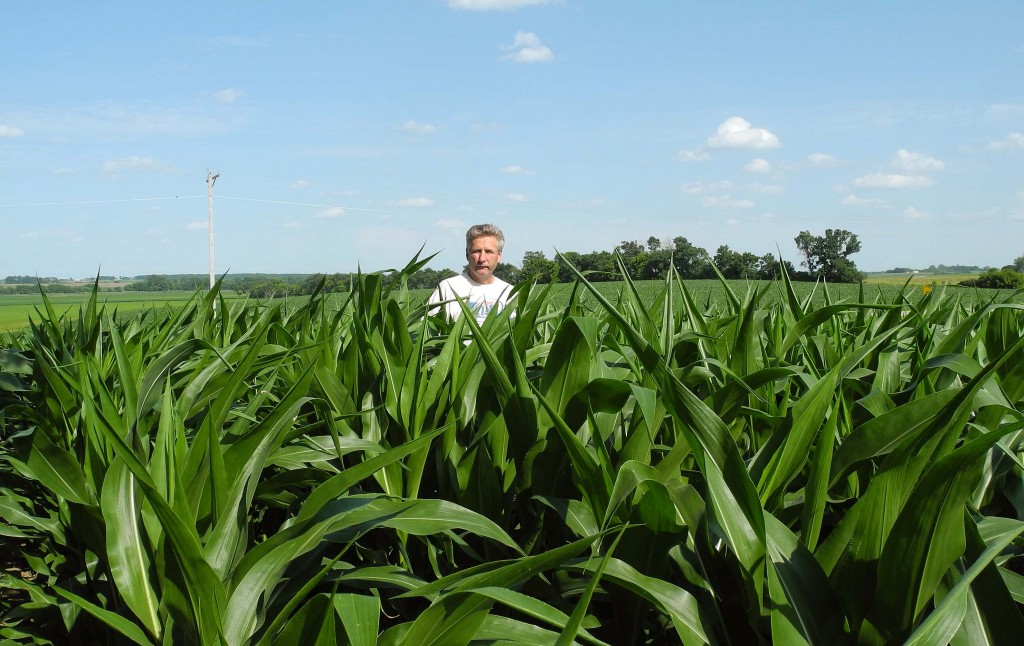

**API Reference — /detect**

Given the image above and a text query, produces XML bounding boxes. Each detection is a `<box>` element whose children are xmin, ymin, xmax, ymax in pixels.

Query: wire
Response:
<box><xmin>0</xmin><ymin>196</ymin><xmax>205</xmax><ymax>208</ymax></box>
<box><xmin>217</xmin><ymin>196</ymin><xmax>413</xmax><ymax>215</ymax></box>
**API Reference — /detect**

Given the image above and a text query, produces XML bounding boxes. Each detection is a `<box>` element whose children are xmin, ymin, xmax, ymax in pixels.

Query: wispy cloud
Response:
<box><xmin>744</xmin><ymin>158</ymin><xmax>772</xmax><ymax>174</ymax></box>
<box><xmin>186</xmin><ymin>221</ymin><xmax>208</xmax><ymax>230</ymax></box>
<box><xmin>677</xmin><ymin>148</ymin><xmax>711</xmax><ymax>162</ymax></box>
<box><xmin>401</xmin><ymin>121</ymin><xmax>437</xmax><ymax>135</ymax></box>
<box><xmin>388</xmin><ymin>197</ymin><xmax>435</xmax><ymax>208</ymax></box>
<box><xmin>102</xmin><ymin>156</ymin><xmax>178</xmax><ymax>175</ymax></box>
<box><xmin>500</xmin><ymin>31</ymin><xmax>554</xmax><ymax>63</ymax></box>
<box><xmin>448</xmin><ymin>0</ymin><xmax>558</xmax><ymax>10</ymax></box>
<box><xmin>745</xmin><ymin>183</ymin><xmax>784</xmax><ymax>194</ymax></box>
<box><xmin>213</xmin><ymin>88</ymin><xmax>244</xmax><ymax>105</ymax></box>
<box><xmin>808</xmin><ymin>152</ymin><xmax>838</xmax><ymax>167</ymax></box>
<box><xmin>902</xmin><ymin>207</ymin><xmax>930</xmax><ymax>221</ymax></box>
<box><xmin>707</xmin><ymin>117</ymin><xmax>780</xmax><ymax>149</ymax></box>
<box><xmin>315</xmin><ymin>207</ymin><xmax>345</xmax><ymax>218</ymax></box>
<box><xmin>436</xmin><ymin>218</ymin><xmax>467</xmax><ymax>231</ymax></box>
<box><xmin>502</xmin><ymin>165</ymin><xmax>534</xmax><ymax>175</ymax></box>
<box><xmin>985</xmin><ymin>132</ymin><xmax>1024</xmax><ymax>151</ymax></box>
<box><xmin>701</xmin><ymin>195</ymin><xmax>754</xmax><ymax>208</ymax></box>
<box><xmin>681</xmin><ymin>181</ymin><xmax>732</xmax><ymax>195</ymax></box>
<box><xmin>852</xmin><ymin>173</ymin><xmax>934</xmax><ymax>188</ymax></box>
<box><xmin>0</xmin><ymin>125</ymin><xmax>25</xmax><ymax>137</ymax></box>
<box><xmin>842</xmin><ymin>194</ymin><xmax>889</xmax><ymax>208</ymax></box>
<box><xmin>892</xmin><ymin>149</ymin><xmax>944</xmax><ymax>172</ymax></box>
<box><xmin>505</xmin><ymin>193</ymin><xmax>527</xmax><ymax>202</ymax></box>
<box><xmin>290</xmin><ymin>179</ymin><xmax>311</xmax><ymax>189</ymax></box>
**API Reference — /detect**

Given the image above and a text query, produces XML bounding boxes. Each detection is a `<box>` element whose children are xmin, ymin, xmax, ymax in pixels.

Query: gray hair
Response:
<box><xmin>465</xmin><ymin>223</ymin><xmax>505</xmax><ymax>252</ymax></box>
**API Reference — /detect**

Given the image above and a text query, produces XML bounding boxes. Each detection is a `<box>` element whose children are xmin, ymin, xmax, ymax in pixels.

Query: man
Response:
<box><xmin>428</xmin><ymin>224</ymin><xmax>514</xmax><ymax>324</ymax></box>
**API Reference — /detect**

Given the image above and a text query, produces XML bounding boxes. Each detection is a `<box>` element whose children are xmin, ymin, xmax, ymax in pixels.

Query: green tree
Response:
<box><xmin>671</xmin><ymin>237</ymin><xmax>710</xmax><ymax>278</ymax></box>
<box><xmin>966</xmin><ymin>268</ymin><xmax>1024</xmax><ymax>289</ymax></box>
<box><xmin>1013</xmin><ymin>254</ymin><xmax>1024</xmax><ymax>273</ymax></box>
<box><xmin>520</xmin><ymin>251</ymin><xmax>557</xmax><ymax>284</ymax></box>
<box><xmin>713</xmin><ymin>245</ymin><xmax>760</xmax><ymax>279</ymax></box>
<box><xmin>577</xmin><ymin>251</ymin><xmax>616</xmax><ymax>281</ymax></box>
<box><xmin>493</xmin><ymin>262</ymin><xmax>520</xmax><ymax>284</ymax></box>
<box><xmin>794</xmin><ymin>229</ymin><xmax>864</xmax><ymax>283</ymax></box>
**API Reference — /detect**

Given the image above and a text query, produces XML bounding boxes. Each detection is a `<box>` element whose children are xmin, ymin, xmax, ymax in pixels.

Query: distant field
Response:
<box><xmin>862</xmin><ymin>272</ymin><xmax>979</xmax><ymax>286</ymax></box>
<box><xmin>0</xmin><ymin>291</ymin><xmax>240</xmax><ymax>332</ymax></box>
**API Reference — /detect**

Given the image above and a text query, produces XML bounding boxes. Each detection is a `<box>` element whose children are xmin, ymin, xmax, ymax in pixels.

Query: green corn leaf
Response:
<box><xmin>335</xmin><ymin>593</ymin><xmax>381</xmax><ymax>646</ymax></box>
<box><xmin>567</xmin><ymin>556</ymin><xmax>711</xmax><ymax>645</ymax></box>
<box><xmin>466</xmin><ymin>586</ymin><xmax>610</xmax><ymax>646</ymax></box>
<box><xmin>764</xmin><ymin>512</ymin><xmax>849</xmax><ymax>645</ymax></box>
<box><xmin>400</xmin><ymin>592</ymin><xmax>492</xmax><ymax>646</ymax></box>
<box><xmin>867</xmin><ymin>426</ymin><xmax>1024</xmax><ymax>640</ymax></box>
<box><xmin>905</xmin><ymin>516</ymin><xmax>1024</xmax><ymax>646</ymax></box>
<box><xmin>101</xmin><ymin>458</ymin><xmax>161</xmax><ymax>640</ymax></box>
<box><xmin>273</xmin><ymin>593</ymin><xmax>339</xmax><ymax>646</ymax></box>
<box><xmin>54</xmin><ymin>585</ymin><xmax>156</xmax><ymax>646</ymax></box>
<box><xmin>9</xmin><ymin>429</ymin><xmax>94</xmax><ymax>505</ymax></box>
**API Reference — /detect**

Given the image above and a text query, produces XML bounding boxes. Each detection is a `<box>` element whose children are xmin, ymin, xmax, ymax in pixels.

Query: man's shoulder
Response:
<box><xmin>439</xmin><ymin>273</ymin><xmax>471</xmax><ymax>288</ymax></box>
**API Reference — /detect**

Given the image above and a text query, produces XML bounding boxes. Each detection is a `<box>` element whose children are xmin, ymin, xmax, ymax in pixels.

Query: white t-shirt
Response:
<box><xmin>427</xmin><ymin>272</ymin><xmax>513</xmax><ymax>324</ymax></box>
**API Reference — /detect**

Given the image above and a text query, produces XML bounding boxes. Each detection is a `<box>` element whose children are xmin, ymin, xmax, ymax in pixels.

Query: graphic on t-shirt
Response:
<box><xmin>468</xmin><ymin>295</ymin><xmax>499</xmax><ymax>322</ymax></box>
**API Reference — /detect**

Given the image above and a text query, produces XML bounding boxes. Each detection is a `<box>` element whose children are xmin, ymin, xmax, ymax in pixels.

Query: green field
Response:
<box><xmin>0</xmin><ymin>291</ymin><xmax>243</xmax><ymax>332</ymax></box>
<box><xmin>3</xmin><ymin>279</ymin><xmax>1020</xmax><ymax>333</ymax></box>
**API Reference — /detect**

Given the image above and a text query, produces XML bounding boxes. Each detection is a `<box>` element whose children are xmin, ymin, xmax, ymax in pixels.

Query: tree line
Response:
<box><xmin>497</xmin><ymin>229</ymin><xmax>864</xmax><ymax>285</ymax></box>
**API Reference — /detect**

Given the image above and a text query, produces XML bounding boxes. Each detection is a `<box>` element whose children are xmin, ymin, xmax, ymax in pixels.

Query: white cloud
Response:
<box><xmin>701</xmin><ymin>195</ymin><xmax>754</xmax><ymax>208</ymax></box>
<box><xmin>902</xmin><ymin>207</ymin><xmax>930</xmax><ymax>221</ymax></box>
<box><xmin>852</xmin><ymin>173</ymin><xmax>934</xmax><ymax>188</ymax></box>
<box><xmin>842</xmin><ymin>194</ymin><xmax>889</xmax><ymax>208</ymax></box>
<box><xmin>102</xmin><ymin>156</ymin><xmax>177</xmax><ymax>174</ymax></box>
<box><xmin>448</xmin><ymin>0</ymin><xmax>558</xmax><ymax>9</ymax></box>
<box><xmin>681</xmin><ymin>181</ymin><xmax>732</xmax><ymax>195</ymax></box>
<box><xmin>726</xmin><ymin>218</ymin><xmax>739</xmax><ymax>226</ymax></box>
<box><xmin>986</xmin><ymin>132</ymin><xmax>1024</xmax><ymax>151</ymax></box>
<box><xmin>745</xmin><ymin>183</ymin><xmax>784</xmax><ymax>194</ymax></box>
<box><xmin>315</xmin><ymin>207</ymin><xmax>345</xmax><ymax>218</ymax></box>
<box><xmin>988</xmin><ymin>103</ymin><xmax>1024</xmax><ymax>116</ymax></box>
<box><xmin>213</xmin><ymin>88</ymin><xmax>243</xmax><ymax>104</ymax></box>
<box><xmin>744</xmin><ymin>158</ymin><xmax>772</xmax><ymax>174</ymax></box>
<box><xmin>0</xmin><ymin>125</ymin><xmax>25</xmax><ymax>137</ymax></box>
<box><xmin>436</xmin><ymin>218</ymin><xmax>467</xmax><ymax>231</ymax></box>
<box><xmin>677</xmin><ymin>148</ymin><xmax>710</xmax><ymax>162</ymax></box>
<box><xmin>290</xmin><ymin>179</ymin><xmax>311</xmax><ymax>189</ymax></box>
<box><xmin>388</xmin><ymin>197</ymin><xmax>435</xmax><ymax>207</ymax></box>
<box><xmin>808</xmin><ymin>153</ymin><xmax>838</xmax><ymax>167</ymax></box>
<box><xmin>401</xmin><ymin>121</ymin><xmax>437</xmax><ymax>135</ymax></box>
<box><xmin>500</xmin><ymin>31</ymin><xmax>554</xmax><ymax>63</ymax></box>
<box><xmin>707</xmin><ymin>117</ymin><xmax>780</xmax><ymax>149</ymax></box>
<box><xmin>186</xmin><ymin>221</ymin><xmax>208</xmax><ymax>230</ymax></box>
<box><xmin>506</xmin><ymin>193</ymin><xmax>527</xmax><ymax>202</ymax></box>
<box><xmin>502</xmin><ymin>165</ymin><xmax>534</xmax><ymax>175</ymax></box>
<box><xmin>892</xmin><ymin>149</ymin><xmax>944</xmax><ymax>172</ymax></box>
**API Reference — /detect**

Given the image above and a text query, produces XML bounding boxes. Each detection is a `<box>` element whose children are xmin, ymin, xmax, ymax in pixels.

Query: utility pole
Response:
<box><xmin>207</xmin><ymin>169</ymin><xmax>220</xmax><ymax>292</ymax></box>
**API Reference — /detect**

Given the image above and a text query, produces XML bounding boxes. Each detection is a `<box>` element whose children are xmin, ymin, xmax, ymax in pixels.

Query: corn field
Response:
<box><xmin>1</xmin><ymin>253</ymin><xmax>1023</xmax><ymax>645</ymax></box>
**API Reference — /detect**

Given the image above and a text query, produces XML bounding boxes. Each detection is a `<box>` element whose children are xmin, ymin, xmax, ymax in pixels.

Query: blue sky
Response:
<box><xmin>2</xmin><ymin>1</ymin><xmax>1022</xmax><ymax>278</ymax></box>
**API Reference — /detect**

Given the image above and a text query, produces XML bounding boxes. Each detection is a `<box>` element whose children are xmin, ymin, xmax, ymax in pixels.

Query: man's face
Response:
<box><xmin>466</xmin><ymin>235</ymin><xmax>502</xmax><ymax>284</ymax></box>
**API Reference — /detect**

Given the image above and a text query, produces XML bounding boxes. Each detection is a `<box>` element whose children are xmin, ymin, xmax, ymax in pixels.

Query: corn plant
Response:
<box><xmin>1</xmin><ymin>258</ymin><xmax>1023</xmax><ymax>645</ymax></box>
